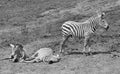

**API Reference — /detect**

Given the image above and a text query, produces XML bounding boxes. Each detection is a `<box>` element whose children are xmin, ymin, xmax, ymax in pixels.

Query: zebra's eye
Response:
<box><xmin>101</xmin><ymin>20</ymin><xmax>106</xmax><ymax>25</ymax></box>
<box><xmin>101</xmin><ymin>20</ymin><xmax>106</xmax><ymax>24</ymax></box>
<box><xmin>101</xmin><ymin>13</ymin><xmax>105</xmax><ymax>19</ymax></box>
<box><xmin>101</xmin><ymin>20</ymin><xmax>108</xmax><ymax>27</ymax></box>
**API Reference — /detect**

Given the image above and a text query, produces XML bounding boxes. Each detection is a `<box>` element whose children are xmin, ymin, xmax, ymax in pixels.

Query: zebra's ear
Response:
<box><xmin>55</xmin><ymin>54</ymin><xmax>59</xmax><ymax>57</ymax></box>
<box><xmin>9</xmin><ymin>44</ymin><xmax>15</xmax><ymax>53</ymax></box>
<box><xmin>96</xmin><ymin>10</ymin><xmax>106</xmax><ymax>19</ymax></box>
<box><xmin>9</xmin><ymin>44</ymin><xmax>15</xmax><ymax>48</ymax></box>
<box><xmin>96</xmin><ymin>8</ymin><xmax>106</xmax><ymax>17</ymax></box>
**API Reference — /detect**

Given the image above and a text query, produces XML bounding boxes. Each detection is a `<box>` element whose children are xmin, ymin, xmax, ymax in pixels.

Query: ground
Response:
<box><xmin>0</xmin><ymin>0</ymin><xmax>120</xmax><ymax>74</ymax></box>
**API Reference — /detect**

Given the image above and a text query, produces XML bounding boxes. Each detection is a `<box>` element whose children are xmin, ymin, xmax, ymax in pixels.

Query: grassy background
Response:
<box><xmin>0</xmin><ymin>0</ymin><xmax>120</xmax><ymax>74</ymax></box>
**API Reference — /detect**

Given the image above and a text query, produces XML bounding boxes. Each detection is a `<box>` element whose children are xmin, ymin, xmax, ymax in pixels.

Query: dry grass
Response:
<box><xmin>0</xmin><ymin>0</ymin><xmax>120</xmax><ymax>74</ymax></box>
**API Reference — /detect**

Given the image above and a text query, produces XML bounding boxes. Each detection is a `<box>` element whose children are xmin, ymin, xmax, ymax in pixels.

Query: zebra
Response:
<box><xmin>6</xmin><ymin>43</ymin><xmax>29</xmax><ymax>62</ymax></box>
<box><xmin>59</xmin><ymin>11</ymin><xmax>109</xmax><ymax>54</ymax></box>
<box><xmin>21</xmin><ymin>48</ymin><xmax>61</xmax><ymax>64</ymax></box>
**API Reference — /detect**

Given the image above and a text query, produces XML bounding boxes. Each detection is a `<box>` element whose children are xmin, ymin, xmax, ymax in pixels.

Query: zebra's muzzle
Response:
<box><xmin>105</xmin><ymin>26</ymin><xmax>109</xmax><ymax>31</ymax></box>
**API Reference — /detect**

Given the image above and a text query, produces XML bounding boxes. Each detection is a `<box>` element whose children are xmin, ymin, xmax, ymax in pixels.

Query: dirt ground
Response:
<box><xmin>0</xmin><ymin>0</ymin><xmax>120</xmax><ymax>74</ymax></box>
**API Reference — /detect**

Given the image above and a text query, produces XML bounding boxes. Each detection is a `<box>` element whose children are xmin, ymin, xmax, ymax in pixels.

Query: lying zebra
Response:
<box><xmin>1</xmin><ymin>43</ymin><xmax>29</xmax><ymax>62</ymax></box>
<box><xmin>60</xmin><ymin>11</ymin><xmax>109</xmax><ymax>54</ymax></box>
<box><xmin>21</xmin><ymin>48</ymin><xmax>61</xmax><ymax>64</ymax></box>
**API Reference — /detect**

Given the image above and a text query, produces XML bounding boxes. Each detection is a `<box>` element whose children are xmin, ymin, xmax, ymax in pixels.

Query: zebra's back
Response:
<box><xmin>62</xmin><ymin>21</ymin><xmax>91</xmax><ymax>37</ymax></box>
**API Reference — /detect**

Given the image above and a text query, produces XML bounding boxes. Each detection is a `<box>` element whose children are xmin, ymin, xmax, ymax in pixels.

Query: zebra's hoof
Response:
<box><xmin>59</xmin><ymin>50</ymin><xmax>64</xmax><ymax>54</ymax></box>
<box><xmin>83</xmin><ymin>52</ymin><xmax>92</xmax><ymax>56</ymax></box>
<box><xmin>82</xmin><ymin>52</ymin><xmax>87</xmax><ymax>56</ymax></box>
<box><xmin>88</xmin><ymin>52</ymin><xmax>93</xmax><ymax>56</ymax></box>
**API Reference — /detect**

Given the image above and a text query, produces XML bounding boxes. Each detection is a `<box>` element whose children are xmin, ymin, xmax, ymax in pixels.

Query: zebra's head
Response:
<box><xmin>97</xmin><ymin>12</ymin><xmax>109</xmax><ymax>31</ymax></box>
<box><xmin>48</xmin><ymin>54</ymin><xmax>61</xmax><ymax>64</ymax></box>
<box><xmin>10</xmin><ymin>43</ymin><xmax>23</xmax><ymax>53</ymax></box>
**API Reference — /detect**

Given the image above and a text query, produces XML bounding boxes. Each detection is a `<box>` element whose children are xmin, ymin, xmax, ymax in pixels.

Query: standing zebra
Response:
<box><xmin>60</xmin><ymin>11</ymin><xmax>109</xmax><ymax>54</ymax></box>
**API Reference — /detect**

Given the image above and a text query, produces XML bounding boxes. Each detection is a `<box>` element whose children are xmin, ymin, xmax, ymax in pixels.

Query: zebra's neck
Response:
<box><xmin>88</xmin><ymin>16</ymin><xmax>100</xmax><ymax>32</ymax></box>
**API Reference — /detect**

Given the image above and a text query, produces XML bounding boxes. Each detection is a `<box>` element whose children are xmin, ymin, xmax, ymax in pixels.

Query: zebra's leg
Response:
<box><xmin>83</xmin><ymin>35</ymin><xmax>90</xmax><ymax>53</ymax></box>
<box><xmin>9</xmin><ymin>52</ymin><xmax>15</xmax><ymax>61</ymax></box>
<box><xmin>12</xmin><ymin>55</ymin><xmax>18</xmax><ymax>62</ymax></box>
<box><xmin>9</xmin><ymin>54</ymin><xmax>14</xmax><ymax>60</ymax></box>
<box><xmin>43</xmin><ymin>56</ymin><xmax>49</xmax><ymax>64</ymax></box>
<box><xmin>20</xmin><ymin>51</ymin><xmax>25</xmax><ymax>61</ymax></box>
<box><xmin>59</xmin><ymin>38</ymin><xmax>65</xmax><ymax>53</ymax></box>
<box><xmin>60</xmin><ymin>35</ymin><xmax>71</xmax><ymax>54</ymax></box>
<box><xmin>22</xmin><ymin>58</ymin><xmax>37</xmax><ymax>63</ymax></box>
<box><xmin>87</xmin><ymin>36</ymin><xmax>93</xmax><ymax>55</ymax></box>
<box><xmin>25</xmin><ymin>52</ymin><xmax>38</xmax><ymax>61</ymax></box>
<box><xmin>84</xmin><ymin>35</ymin><xmax>93</xmax><ymax>56</ymax></box>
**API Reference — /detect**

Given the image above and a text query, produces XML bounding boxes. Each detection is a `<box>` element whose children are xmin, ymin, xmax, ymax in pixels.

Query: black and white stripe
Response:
<box><xmin>60</xmin><ymin>12</ymin><xmax>109</xmax><ymax>53</ymax></box>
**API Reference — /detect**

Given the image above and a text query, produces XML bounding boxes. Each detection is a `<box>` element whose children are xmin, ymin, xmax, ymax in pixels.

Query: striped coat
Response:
<box><xmin>60</xmin><ymin>12</ymin><xmax>109</xmax><ymax>54</ymax></box>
